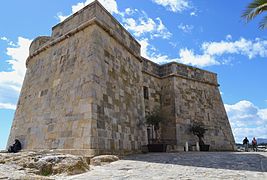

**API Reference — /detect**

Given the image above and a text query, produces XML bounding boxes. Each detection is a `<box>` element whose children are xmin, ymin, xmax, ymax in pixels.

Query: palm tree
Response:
<box><xmin>190</xmin><ymin>123</ymin><xmax>207</xmax><ymax>145</ymax></box>
<box><xmin>242</xmin><ymin>0</ymin><xmax>267</xmax><ymax>29</ymax></box>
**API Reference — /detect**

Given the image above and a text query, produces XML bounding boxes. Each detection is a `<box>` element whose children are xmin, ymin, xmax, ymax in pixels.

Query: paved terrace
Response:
<box><xmin>66</xmin><ymin>152</ymin><xmax>267</xmax><ymax>180</ymax></box>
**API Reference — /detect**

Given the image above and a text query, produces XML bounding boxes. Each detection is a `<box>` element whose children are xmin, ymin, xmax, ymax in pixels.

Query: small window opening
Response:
<box><xmin>144</xmin><ymin>86</ymin><xmax>149</xmax><ymax>99</ymax></box>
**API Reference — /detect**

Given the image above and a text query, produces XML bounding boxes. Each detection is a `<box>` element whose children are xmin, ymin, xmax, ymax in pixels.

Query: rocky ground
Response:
<box><xmin>0</xmin><ymin>151</ymin><xmax>119</xmax><ymax>179</ymax></box>
<box><xmin>0</xmin><ymin>150</ymin><xmax>91</xmax><ymax>179</ymax></box>
<box><xmin>0</xmin><ymin>151</ymin><xmax>266</xmax><ymax>179</ymax></box>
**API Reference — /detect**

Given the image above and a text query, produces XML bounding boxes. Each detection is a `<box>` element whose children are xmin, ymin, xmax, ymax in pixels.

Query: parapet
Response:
<box><xmin>27</xmin><ymin>0</ymin><xmax>141</xmax><ymax>67</ymax></box>
<box><xmin>142</xmin><ymin>57</ymin><xmax>218</xmax><ymax>86</ymax></box>
<box><xmin>51</xmin><ymin>0</ymin><xmax>140</xmax><ymax>56</ymax></box>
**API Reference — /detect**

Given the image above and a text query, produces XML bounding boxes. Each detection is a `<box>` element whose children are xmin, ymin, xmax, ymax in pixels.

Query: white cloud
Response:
<box><xmin>122</xmin><ymin>10</ymin><xmax>172</xmax><ymax>39</ymax></box>
<box><xmin>152</xmin><ymin>0</ymin><xmax>190</xmax><ymax>12</ymax></box>
<box><xmin>139</xmin><ymin>39</ymin><xmax>219</xmax><ymax>67</ymax></box>
<box><xmin>190</xmin><ymin>11</ymin><xmax>196</xmax><ymax>16</ymax></box>
<box><xmin>139</xmin><ymin>38</ymin><xmax>150</xmax><ymax>59</ymax></box>
<box><xmin>0</xmin><ymin>103</ymin><xmax>16</xmax><ymax>110</ymax></box>
<box><xmin>1</xmin><ymin>36</ymin><xmax>16</xmax><ymax>46</ymax></box>
<box><xmin>140</xmin><ymin>39</ymin><xmax>175</xmax><ymax>64</ymax></box>
<box><xmin>57</xmin><ymin>12</ymin><xmax>68</xmax><ymax>22</ymax></box>
<box><xmin>57</xmin><ymin>0</ymin><xmax>119</xmax><ymax>22</ymax></box>
<box><xmin>258</xmin><ymin>109</ymin><xmax>267</xmax><ymax>120</ymax></box>
<box><xmin>123</xmin><ymin>17</ymin><xmax>154</xmax><ymax>37</ymax></box>
<box><xmin>139</xmin><ymin>36</ymin><xmax>267</xmax><ymax>67</ymax></box>
<box><xmin>178</xmin><ymin>23</ymin><xmax>194</xmax><ymax>33</ymax></box>
<box><xmin>139</xmin><ymin>38</ymin><xmax>174</xmax><ymax>64</ymax></box>
<box><xmin>181</xmin><ymin>37</ymin><xmax>267</xmax><ymax>67</ymax></box>
<box><xmin>124</xmin><ymin>8</ymin><xmax>137</xmax><ymax>16</ymax></box>
<box><xmin>0</xmin><ymin>37</ymin><xmax>32</xmax><ymax>110</ymax></box>
<box><xmin>226</xmin><ymin>34</ymin><xmax>232</xmax><ymax>41</ymax></box>
<box><xmin>0</xmin><ymin>37</ymin><xmax>8</xmax><ymax>41</ymax></box>
<box><xmin>225</xmin><ymin>100</ymin><xmax>267</xmax><ymax>143</ymax></box>
<box><xmin>202</xmin><ymin>37</ymin><xmax>267</xmax><ymax>59</ymax></box>
<box><xmin>178</xmin><ymin>48</ymin><xmax>219</xmax><ymax>67</ymax></box>
<box><xmin>154</xmin><ymin>18</ymin><xmax>172</xmax><ymax>39</ymax></box>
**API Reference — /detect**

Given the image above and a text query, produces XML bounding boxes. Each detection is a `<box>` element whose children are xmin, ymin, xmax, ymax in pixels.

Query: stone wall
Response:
<box><xmin>89</xmin><ymin>24</ymin><xmax>147</xmax><ymax>155</ymax></box>
<box><xmin>8</xmin><ymin>1</ymin><xmax>147</xmax><ymax>156</ymax></box>
<box><xmin>142</xmin><ymin>58</ymin><xmax>235</xmax><ymax>150</ymax></box>
<box><xmin>8</xmin><ymin>25</ymin><xmax>99</xmax><ymax>155</ymax></box>
<box><xmin>173</xmin><ymin>76</ymin><xmax>235</xmax><ymax>150</ymax></box>
<box><xmin>142</xmin><ymin>59</ymin><xmax>175</xmax><ymax>144</ymax></box>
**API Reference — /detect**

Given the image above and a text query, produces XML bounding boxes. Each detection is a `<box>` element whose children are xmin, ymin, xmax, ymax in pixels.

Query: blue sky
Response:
<box><xmin>0</xmin><ymin>0</ymin><xmax>267</xmax><ymax>149</ymax></box>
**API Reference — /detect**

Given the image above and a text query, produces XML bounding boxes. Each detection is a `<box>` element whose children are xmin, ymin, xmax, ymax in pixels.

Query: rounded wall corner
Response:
<box><xmin>29</xmin><ymin>36</ymin><xmax>51</xmax><ymax>56</ymax></box>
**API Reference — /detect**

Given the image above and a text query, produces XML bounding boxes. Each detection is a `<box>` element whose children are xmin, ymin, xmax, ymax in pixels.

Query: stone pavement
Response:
<box><xmin>64</xmin><ymin>152</ymin><xmax>267</xmax><ymax>180</ymax></box>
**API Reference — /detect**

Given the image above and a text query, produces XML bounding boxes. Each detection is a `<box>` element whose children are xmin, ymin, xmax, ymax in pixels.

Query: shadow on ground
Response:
<box><xmin>123</xmin><ymin>152</ymin><xmax>267</xmax><ymax>172</ymax></box>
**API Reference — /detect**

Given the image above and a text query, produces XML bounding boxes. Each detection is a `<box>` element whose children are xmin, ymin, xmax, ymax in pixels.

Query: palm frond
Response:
<box><xmin>242</xmin><ymin>0</ymin><xmax>267</xmax><ymax>22</ymax></box>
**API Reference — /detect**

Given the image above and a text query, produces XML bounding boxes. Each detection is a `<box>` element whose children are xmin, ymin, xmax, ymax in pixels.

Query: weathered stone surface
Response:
<box><xmin>0</xmin><ymin>151</ymin><xmax>89</xmax><ymax>178</ymax></box>
<box><xmin>90</xmin><ymin>155</ymin><xmax>119</xmax><ymax>166</ymax></box>
<box><xmin>7</xmin><ymin>0</ymin><xmax>235</xmax><ymax>156</ymax></box>
<box><xmin>142</xmin><ymin>58</ymin><xmax>235</xmax><ymax>151</ymax></box>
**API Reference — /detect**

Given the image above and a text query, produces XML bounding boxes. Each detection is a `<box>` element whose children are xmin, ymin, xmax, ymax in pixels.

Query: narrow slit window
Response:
<box><xmin>144</xmin><ymin>86</ymin><xmax>149</xmax><ymax>99</ymax></box>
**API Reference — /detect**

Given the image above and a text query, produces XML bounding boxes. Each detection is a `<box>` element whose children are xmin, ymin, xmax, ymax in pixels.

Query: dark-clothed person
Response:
<box><xmin>8</xmin><ymin>139</ymin><xmax>22</xmax><ymax>153</ymax></box>
<box><xmin>243</xmin><ymin>137</ymin><xmax>249</xmax><ymax>152</ymax></box>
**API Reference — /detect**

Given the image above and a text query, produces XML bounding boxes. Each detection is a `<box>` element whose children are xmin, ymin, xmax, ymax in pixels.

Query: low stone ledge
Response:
<box><xmin>90</xmin><ymin>155</ymin><xmax>119</xmax><ymax>166</ymax></box>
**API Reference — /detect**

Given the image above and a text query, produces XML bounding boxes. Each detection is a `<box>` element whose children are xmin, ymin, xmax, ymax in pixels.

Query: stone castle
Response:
<box><xmin>8</xmin><ymin>1</ymin><xmax>235</xmax><ymax>156</ymax></box>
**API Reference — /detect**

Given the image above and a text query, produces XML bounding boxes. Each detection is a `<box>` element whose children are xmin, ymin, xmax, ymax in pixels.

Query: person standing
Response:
<box><xmin>252</xmin><ymin>137</ymin><xmax>257</xmax><ymax>152</ymax></box>
<box><xmin>243</xmin><ymin>137</ymin><xmax>249</xmax><ymax>152</ymax></box>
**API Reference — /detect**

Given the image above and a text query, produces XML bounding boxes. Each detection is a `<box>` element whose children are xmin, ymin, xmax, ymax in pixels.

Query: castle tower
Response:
<box><xmin>8</xmin><ymin>1</ymin><xmax>235</xmax><ymax>155</ymax></box>
<box><xmin>8</xmin><ymin>1</ymin><xmax>147</xmax><ymax>156</ymax></box>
